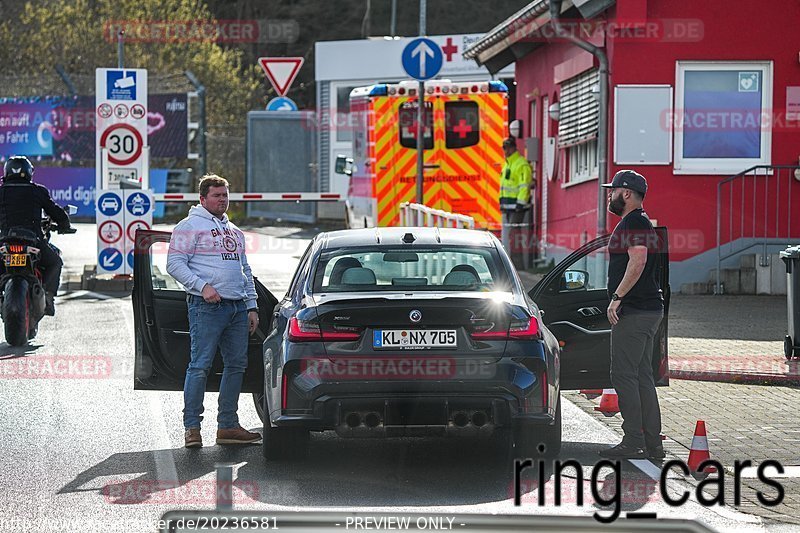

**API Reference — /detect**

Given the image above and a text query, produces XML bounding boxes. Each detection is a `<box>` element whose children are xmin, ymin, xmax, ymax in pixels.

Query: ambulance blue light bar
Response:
<box><xmin>489</xmin><ymin>81</ymin><xmax>509</xmax><ymax>93</ymax></box>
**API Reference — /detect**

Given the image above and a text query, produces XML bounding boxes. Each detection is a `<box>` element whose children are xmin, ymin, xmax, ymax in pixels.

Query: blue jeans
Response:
<box><xmin>184</xmin><ymin>296</ymin><xmax>249</xmax><ymax>430</ymax></box>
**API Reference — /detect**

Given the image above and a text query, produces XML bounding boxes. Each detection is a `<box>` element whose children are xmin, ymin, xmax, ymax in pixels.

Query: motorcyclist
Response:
<box><xmin>0</xmin><ymin>156</ymin><xmax>73</xmax><ymax>316</ymax></box>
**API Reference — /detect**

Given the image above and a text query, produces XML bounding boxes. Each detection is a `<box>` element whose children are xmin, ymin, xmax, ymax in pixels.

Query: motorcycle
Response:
<box><xmin>0</xmin><ymin>206</ymin><xmax>77</xmax><ymax>346</ymax></box>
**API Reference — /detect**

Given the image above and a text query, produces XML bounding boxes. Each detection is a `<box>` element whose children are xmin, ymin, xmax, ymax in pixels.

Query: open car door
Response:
<box><xmin>529</xmin><ymin>228</ymin><xmax>670</xmax><ymax>390</ymax></box>
<box><xmin>132</xmin><ymin>230</ymin><xmax>278</xmax><ymax>392</ymax></box>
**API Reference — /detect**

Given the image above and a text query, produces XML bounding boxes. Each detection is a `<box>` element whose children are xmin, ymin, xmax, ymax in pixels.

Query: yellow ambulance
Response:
<box><xmin>339</xmin><ymin>80</ymin><xmax>509</xmax><ymax>230</ymax></box>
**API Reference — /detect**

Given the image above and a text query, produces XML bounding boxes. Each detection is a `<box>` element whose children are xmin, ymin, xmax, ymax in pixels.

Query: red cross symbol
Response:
<box><xmin>442</xmin><ymin>37</ymin><xmax>458</xmax><ymax>62</ymax></box>
<box><xmin>452</xmin><ymin>119</ymin><xmax>473</xmax><ymax>138</ymax></box>
<box><xmin>404</xmin><ymin>118</ymin><xmax>430</xmax><ymax>138</ymax></box>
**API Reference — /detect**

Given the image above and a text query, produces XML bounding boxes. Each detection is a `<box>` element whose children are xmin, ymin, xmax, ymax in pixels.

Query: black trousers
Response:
<box><xmin>610</xmin><ymin>309</ymin><xmax>664</xmax><ymax>449</ymax></box>
<box><xmin>37</xmin><ymin>240</ymin><xmax>63</xmax><ymax>295</ymax></box>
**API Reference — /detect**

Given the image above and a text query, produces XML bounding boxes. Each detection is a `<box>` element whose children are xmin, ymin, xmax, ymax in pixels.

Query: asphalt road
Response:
<box><xmin>0</xmin><ymin>224</ymin><xmax>780</xmax><ymax>532</ymax></box>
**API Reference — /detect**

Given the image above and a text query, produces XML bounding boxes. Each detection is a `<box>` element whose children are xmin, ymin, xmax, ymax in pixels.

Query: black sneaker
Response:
<box><xmin>598</xmin><ymin>443</ymin><xmax>646</xmax><ymax>459</ymax></box>
<box><xmin>647</xmin><ymin>445</ymin><xmax>666</xmax><ymax>460</ymax></box>
<box><xmin>44</xmin><ymin>293</ymin><xmax>55</xmax><ymax>316</ymax></box>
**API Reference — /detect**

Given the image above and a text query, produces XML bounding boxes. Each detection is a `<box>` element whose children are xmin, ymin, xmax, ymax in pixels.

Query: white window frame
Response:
<box><xmin>565</xmin><ymin>138</ymin><xmax>598</xmax><ymax>187</ymax></box>
<box><xmin>674</xmin><ymin>61</ymin><xmax>772</xmax><ymax>175</ymax></box>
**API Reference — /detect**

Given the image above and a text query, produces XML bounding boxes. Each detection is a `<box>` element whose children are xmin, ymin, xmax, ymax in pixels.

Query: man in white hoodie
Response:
<box><xmin>167</xmin><ymin>174</ymin><xmax>262</xmax><ymax>448</ymax></box>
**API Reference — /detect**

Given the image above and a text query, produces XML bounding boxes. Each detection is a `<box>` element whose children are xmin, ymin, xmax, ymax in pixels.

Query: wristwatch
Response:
<box><xmin>247</xmin><ymin>307</ymin><xmax>259</xmax><ymax>314</ymax></box>
<box><xmin>611</xmin><ymin>293</ymin><xmax>622</xmax><ymax>302</ymax></box>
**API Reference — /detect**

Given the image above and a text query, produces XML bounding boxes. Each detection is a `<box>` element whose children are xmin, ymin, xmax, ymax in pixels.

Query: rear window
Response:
<box><xmin>445</xmin><ymin>101</ymin><xmax>480</xmax><ymax>149</ymax></box>
<box><xmin>312</xmin><ymin>247</ymin><xmax>511</xmax><ymax>293</ymax></box>
<box><xmin>398</xmin><ymin>101</ymin><xmax>433</xmax><ymax>149</ymax></box>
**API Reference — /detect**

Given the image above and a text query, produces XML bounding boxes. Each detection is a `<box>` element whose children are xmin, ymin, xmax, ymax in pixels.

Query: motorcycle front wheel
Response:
<box><xmin>2</xmin><ymin>278</ymin><xmax>30</xmax><ymax>346</ymax></box>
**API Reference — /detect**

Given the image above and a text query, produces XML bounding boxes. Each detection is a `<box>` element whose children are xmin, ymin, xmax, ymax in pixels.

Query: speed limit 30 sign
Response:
<box><xmin>100</xmin><ymin>124</ymin><xmax>143</xmax><ymax>166</ymax></box>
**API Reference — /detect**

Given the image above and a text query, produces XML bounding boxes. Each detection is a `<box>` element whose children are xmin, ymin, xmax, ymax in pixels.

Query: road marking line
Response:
<box><xmin>628</xmin><ymin>459</ymin><xmax>662</xmax><ymax>480</ymax></box>
<box><xmin>737</xmin><ymin>465</ymin><xmax>800</xmax><ymax>478</ymax></box>
<box><xmin>60</xmin><ymin>290</ymin><xmax>114</xmax><ymax>301</ymax></box>
<box><xmin>149</xmin><ymin>394</ymin><xmax>179</xmax><ymax>488</ymax></box>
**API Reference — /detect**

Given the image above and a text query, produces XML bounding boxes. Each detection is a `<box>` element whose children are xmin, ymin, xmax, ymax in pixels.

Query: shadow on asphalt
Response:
<box><xmin>59</xmin><ymin>434</ymin><xmax>657</xmax><ymax>510</ymax></box>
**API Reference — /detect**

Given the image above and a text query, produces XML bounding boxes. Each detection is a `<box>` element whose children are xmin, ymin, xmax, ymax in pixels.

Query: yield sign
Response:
<box><xmin>258</xmin><ymin>57</ymin><xmax>304</xmax><ymax>96</ymax></box>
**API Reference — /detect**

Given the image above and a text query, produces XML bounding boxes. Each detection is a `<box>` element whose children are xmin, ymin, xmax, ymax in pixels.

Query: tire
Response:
<box><xmin>260</xmin><ymin>394</ymin><xmax>309</xmax><ymax>461</ymax></box>
<box><xmin>2</xmin><ymin>278</ymin><xmax>30</xmax><ymax>347</ymax></box>
<box><xmin>512</xmin><ymin>396</ymin><xmax>562</xmax><ymax>459</ymax></box>
<box><xmin>253</xmin><ymin>393</ymin><xmax>266</xmax><ymax>423</ymax></box>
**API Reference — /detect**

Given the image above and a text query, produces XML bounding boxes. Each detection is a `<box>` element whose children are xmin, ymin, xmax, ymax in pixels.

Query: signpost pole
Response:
<box><xmin>416</xmin><ymin>0</ymin><xmax>427</xmax><ymax>205</ymax></box>
<box><xmin>117</xmin><ymin>31</ymin><xmax>124</xmax><ymax>69</ymax></box>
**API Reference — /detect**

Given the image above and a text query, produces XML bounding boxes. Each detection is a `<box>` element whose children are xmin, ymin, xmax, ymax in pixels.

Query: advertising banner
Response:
<box><xmin>34</xmin><ymin>167</ymin><xmax>168</xmax><ymax>219</ymax></box>
<box><xmin>0</xmin><ymin>94</ymin><xmax>187</xmax><ymax>160</ymax></box>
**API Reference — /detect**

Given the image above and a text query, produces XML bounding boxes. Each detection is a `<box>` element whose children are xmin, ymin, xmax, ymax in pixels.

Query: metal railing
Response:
<box><xmin>398</xmin><ymin>202</ymin><xmax>475</xmax><ymax>229</ymax></box>
<box><xmin>715</xmin><ymin>165</ymin><xmax>800</xmax><ymax>294</ymax></box>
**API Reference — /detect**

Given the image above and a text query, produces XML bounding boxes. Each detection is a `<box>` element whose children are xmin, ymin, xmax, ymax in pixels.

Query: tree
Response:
<box><xmin>0</xmin><ymin>0</ymin><xmax>261</xmax><ymax>189</ymax></box>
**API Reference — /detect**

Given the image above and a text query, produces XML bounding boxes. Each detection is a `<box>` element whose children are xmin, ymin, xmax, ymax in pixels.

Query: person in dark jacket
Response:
<box><xmin>0</xmin><ymin>156</ymin><xmax>72</xmax><ymax>315</ymax></box>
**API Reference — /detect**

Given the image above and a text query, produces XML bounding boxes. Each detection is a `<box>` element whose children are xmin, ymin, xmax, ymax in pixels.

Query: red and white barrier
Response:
<box><xmin>153</xmin><ymin>192</ymin><xmax>342</xmax><ymax>202</ymax></box>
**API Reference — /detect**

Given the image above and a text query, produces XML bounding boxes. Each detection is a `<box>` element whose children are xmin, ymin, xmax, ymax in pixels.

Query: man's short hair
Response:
<box><xmin>199</xmin><ymin>174</ymin><xmax>229</xmax><ymax>197</ymax></box>
<box><xmin>502</xmin><ymin>137</ymin><xmax>516</xmax><ymax>148</ymax></box>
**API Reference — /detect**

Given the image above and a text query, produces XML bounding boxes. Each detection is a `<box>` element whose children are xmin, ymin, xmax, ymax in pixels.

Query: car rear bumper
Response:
<box><xmin>273</xmin><ymin>369</ymin><xmax>555</xmax><ymax>437</ymax></box>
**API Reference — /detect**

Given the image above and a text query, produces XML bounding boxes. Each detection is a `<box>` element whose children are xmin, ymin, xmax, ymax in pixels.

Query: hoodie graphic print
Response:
<box><xmin>166</xmin><ymin>205</ymin><xmax>257</xmax><ymax>309</ymax></box>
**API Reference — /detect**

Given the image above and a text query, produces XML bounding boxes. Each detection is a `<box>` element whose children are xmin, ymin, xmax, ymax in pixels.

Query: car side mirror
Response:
<box><xmin>560</xmin><ymin>269</ymin><xmax>589</xmax><ymax>291</ymax></box>
<box><xmin>66</xmin><ymin>205</ymin><xmax>78</xmax><ymax>215</ymax></box>
<box><xmin>335</xmin><ymin>155</ymin><xmax>354</xmax><ymax>176</ymax></box>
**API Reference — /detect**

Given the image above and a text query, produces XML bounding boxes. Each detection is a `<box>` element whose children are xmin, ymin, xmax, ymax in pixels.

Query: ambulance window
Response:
<box><xmin>445</xmin><ymin>101</ymin><xmax>480</xmax><ymax>149</ymax></box>
<box><xmin>399</xmin><ymin>102</ymin><xmax>433</xmax><ymax>150</ymax></box>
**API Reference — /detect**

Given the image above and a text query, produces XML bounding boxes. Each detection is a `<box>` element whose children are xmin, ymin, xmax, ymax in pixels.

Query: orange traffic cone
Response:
<box><xmin>687</xmin><ymin>420</ymin><xmax>716</xmax><ymax>473</ymax></box>
<box><xmin>594</xmin><ymin>389</ymin><xmax>619</xmax><ymax>416</ymax></box>
<box><xmin>581</xmin><ymin>389</ymin><xmax>603</xmax><ymax>399</ymax></box>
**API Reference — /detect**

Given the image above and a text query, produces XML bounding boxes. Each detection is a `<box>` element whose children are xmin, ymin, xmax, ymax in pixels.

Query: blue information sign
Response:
<box><xmin>401</xmin><ymin>38</ymin><xmax>443</xmax><ymax>81</ymax></box>
<box><xmin>97</xmin><ymin>192</ymin><xmax>122</xmax><ymax>217</ymax></box>
<box><xmin>266</xmin><ymin>97</ymin><xmax>298</xmax><ymax>111</ymax></box>
<box><xmin>126</xmin><ymin>192</ymin><xmax>151</xmax><ymax>216</ymax></box>
<box><xmin>99</xmin><ymin>248</ymin><xmax>123</xmax><ymax>271</ymax></box>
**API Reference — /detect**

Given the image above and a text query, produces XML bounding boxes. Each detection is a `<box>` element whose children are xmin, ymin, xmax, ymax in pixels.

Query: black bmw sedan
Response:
<box><xmin>133</xmin><ymin>226</ymin><xmax>669</xmax><ymax>461</ymax></box>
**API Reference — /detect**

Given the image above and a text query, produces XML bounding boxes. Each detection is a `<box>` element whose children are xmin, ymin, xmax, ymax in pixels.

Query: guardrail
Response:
<box><xmin>398</xmin><ymin>202</ymin><xmax>475</xmax><ymax>229</ymax></box>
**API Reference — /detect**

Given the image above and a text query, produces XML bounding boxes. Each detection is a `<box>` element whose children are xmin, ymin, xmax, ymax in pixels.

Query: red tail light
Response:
<box><xmin>470</xmin><ymin>317</ymin><xmax>541</xmax><ymax>340</ymax></box>
<box><xmin>9</xmin><ymin>245</ymin><xmax>24</xmax><ymax>253</ymax></box>
<box><xmin>508</xmin><ymin>317</ymin><xmax>540</xmax><ymax>339</ymax></box>
<box><xmin>288</xmin><ymin>317</ymin><xmax>361</xmax><ymax>342</ymax></box>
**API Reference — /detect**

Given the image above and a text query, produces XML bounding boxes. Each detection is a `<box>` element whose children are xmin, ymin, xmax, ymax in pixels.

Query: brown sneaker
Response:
<box><xmin>185</xmin><ymin>428</ymin><xmax>202</xmax><ymax>448</ymax></box>
<box><xmin>216</xmin><ymin>426</ymin><xmax>262</xmax><ymax>445</ymax></box>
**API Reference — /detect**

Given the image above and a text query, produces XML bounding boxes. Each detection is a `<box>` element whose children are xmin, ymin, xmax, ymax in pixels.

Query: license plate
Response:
<box><xmin>373</xmin><ymin>329</ymin><xmax>457</xmax><ymax>349</ymax></box>
<box><xmin>4</xmin><ymin>254</ymin><xmax>26</xmax><ymax>267</ymax></box>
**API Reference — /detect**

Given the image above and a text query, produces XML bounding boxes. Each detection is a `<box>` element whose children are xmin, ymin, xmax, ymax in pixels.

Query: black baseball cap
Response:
<box><xmin>602</xmin><ymin>170</ymin><xmax>648</xmax><ymax>195</ymax></box>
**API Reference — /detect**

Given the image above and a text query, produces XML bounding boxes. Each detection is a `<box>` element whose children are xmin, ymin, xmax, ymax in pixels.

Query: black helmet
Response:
<box><xmin>3</xmin><ymin>156</ymin><xmax>34</xmax><ymax>181</ymax></box>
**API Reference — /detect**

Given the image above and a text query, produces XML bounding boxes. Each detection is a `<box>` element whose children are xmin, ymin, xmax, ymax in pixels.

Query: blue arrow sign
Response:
<box><xmin>402</xmin><ymin>38</ymin><xmax>443</xmax><ymax>81</ymax></box>
<box><xmin>127</xmin><ymin>250</ymin><xmax>135</xmax><ymax>270</ymax></box>
<box><xmin>99</xmin><ymin>248</ymin><xmax>123</xmax><ymax>271</ymax></box>
<box><xmin>266</xmin><ymin>96</ymin><xmax>298</xmax><ymax>111</ymax></box>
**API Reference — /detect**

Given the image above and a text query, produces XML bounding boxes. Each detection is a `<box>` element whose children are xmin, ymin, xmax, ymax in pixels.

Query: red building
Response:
<box><xmin>465</xmin><ymin>0</ymin><xmax>800</xmax><ymax>293</ymax></box>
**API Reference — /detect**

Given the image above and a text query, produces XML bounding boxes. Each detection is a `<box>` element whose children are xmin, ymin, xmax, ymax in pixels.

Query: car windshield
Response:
<box><xmin>312</xmin><ymin>246</ymin><xmax>512</xmax><ymax>293</ymax></box>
